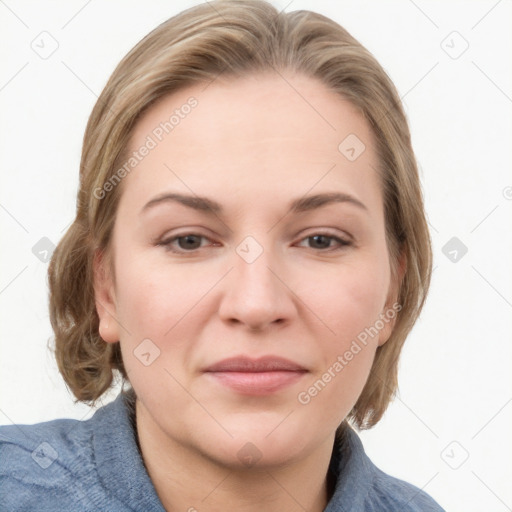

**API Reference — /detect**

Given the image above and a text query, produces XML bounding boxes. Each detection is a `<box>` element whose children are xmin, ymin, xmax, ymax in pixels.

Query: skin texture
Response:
<box><xmin>94</xmin><ymin>71</ymin><xmax>400</xmax><ymax>511</ymax></box>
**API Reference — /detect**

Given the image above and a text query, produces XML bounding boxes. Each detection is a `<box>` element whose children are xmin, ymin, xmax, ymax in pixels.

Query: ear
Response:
<box><xmin>93</xmin><ymin>248</ymin><xmax>120</xmax><ymax>344</ymax></box>
<box><xmin>378</xmin><ymin>248</ymin><xmax>407</xmax><ymax>347</ymax></box>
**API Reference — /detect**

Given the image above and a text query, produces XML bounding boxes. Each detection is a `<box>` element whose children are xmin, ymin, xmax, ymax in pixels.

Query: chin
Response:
<box><xmin>206</xmin><ymin>437</ymin><xmax>307</xmax><ymax>471</ymax></box>
<box><xmin>200</xmin><ymin>416</ymin><xmax>319</xmax><ymax>469</ymax></box>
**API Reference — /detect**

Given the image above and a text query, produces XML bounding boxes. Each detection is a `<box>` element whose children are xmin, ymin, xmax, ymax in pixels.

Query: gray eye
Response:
<box><xmin>177</xmin><ymin>235</ymin><xmax>203</xmax><ymax>250</ymax></box>
<box><xmin>307</xmin><ymin>235</ymin><xmax>333</xmax><ymax>249</ymax></box>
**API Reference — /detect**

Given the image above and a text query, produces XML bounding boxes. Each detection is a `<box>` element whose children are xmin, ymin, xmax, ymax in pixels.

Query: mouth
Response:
<box><xmin>203</xmin><ymin>356</ymin><xmax>308</xmax><ymax>395</ymax></box>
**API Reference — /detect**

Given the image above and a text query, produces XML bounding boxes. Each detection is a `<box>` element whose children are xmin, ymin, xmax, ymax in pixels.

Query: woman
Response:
<box><xmin>0</xmin><ymin>0</ymin><xmax>444</xmax><ymax>510</ymax></box>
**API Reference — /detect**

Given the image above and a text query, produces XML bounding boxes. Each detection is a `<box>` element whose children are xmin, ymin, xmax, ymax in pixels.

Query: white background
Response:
<box><xmin>1</xmin><ymin>1</ymin><xmax>511</xmax><ymax>510</ymax></box>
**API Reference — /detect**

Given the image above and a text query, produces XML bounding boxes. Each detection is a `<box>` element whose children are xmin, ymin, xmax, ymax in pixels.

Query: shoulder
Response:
<box><xmin>0</xmin><ymin>413</ymin><xmax>91</xmax><ymax>466</ymax></box>
<box><xmin>366</xmin><ymin>465</ymin><xmax>444</xmax><ymax>511</ymax></box>
<box><xmin>327</xmin><ymin>424</ymin><xmax>445</xmax><ymax>512</ymax></box>
<box><xmin>0</xmin><ymin>397</ymin><xmax>125</xmax><ymax>511</ymax></box>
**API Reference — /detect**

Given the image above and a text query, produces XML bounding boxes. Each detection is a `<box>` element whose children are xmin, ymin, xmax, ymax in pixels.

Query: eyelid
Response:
<box><xmin>295</xmin><ymin>227</ymin><xmax>354</xmax><ymax>244</ymax></box>
<box><xmin>156</xmin><ymin>227</ymin><xmax>214</xmax><ymax>243</ymax></box>
<box><xmin>157</xmin><ymin>232</ymin><xmax>216</xmax><ymax>251</ymax></box>
<box><xmin>157</xmin><ymin>228</ymin><xmax>353</xmax><ymax>255</ymax></box>
<box><xmin>294</xmin><ymin>232</ymin><xmax>352</xmax><ymax>250</ymax></box>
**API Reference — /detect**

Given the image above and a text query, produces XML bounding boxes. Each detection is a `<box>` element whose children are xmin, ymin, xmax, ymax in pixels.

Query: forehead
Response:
<box><xmin>121</xmin><ymin>72</ymin><xmax>381</xmax><ymax>215</ymax></box>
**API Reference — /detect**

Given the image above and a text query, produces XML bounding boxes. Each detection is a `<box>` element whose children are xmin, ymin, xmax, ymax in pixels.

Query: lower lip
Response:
<box><xmin>206</xmin><ymin>371</ymin><xmax>306</xmax><ymax>395</ymax></box>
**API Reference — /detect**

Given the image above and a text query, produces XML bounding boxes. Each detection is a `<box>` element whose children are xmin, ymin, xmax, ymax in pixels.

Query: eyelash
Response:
<box><xmin>157</xmin><ymin>232</ymin><xmax>352</xmax><ymax>254</ymax></box>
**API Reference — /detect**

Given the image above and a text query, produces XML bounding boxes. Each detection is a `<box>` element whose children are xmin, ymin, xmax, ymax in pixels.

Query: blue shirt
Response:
<box><xmin>0</xmin><ymin>390</ymin><xmax>444</xmax><ymax>511</ymax></box>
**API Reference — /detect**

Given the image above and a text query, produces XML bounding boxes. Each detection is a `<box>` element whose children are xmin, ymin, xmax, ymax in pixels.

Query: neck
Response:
<box><xmin>134</xmin><ymin>399</ymin><xmax>335</xmax><ymax>512</ymax></box>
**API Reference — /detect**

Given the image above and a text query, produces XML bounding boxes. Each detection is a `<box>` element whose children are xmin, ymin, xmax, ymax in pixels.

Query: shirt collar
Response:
<box><xmin>92</xmin><ymin>390</ymin><xmax>373</xmax><ymax>511</ymax></box>
<box><xmin>325</xmin><ymin>422</ymin><xmax>375</xmax><ymax>511</ymax></box>
<box><xmin>93</xmin><ymin>389</ymin><xmax>165</xmax><ymax>511</ymax></box>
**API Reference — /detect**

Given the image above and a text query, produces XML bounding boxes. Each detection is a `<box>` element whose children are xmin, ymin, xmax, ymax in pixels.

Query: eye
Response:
<box><xmin>157</xmin><ymin>231</ymin><xmax>351</xmax><ymax>254</ymax></box>
<box><xmin>297</xmin><ymin>233</ymin><xmax>352</xmax><ymax>251</ymax></box>
<box><xmin>158</xmin><ymin>234</ymin><xmax>214</xmax><ymax>253</ymax></box>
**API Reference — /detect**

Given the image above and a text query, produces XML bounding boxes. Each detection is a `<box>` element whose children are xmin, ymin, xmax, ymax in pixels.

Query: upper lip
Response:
<box><xmin>204</xmin><ymin>356</ymin><xmax>307</xmax><ymax>373</ymax></box>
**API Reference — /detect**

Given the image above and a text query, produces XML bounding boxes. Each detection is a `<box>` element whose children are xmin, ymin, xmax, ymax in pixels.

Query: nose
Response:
<box><xmin>218</xmin><ymin>242</ymin><xmax>297</xmax><ymax>331</ymax></box>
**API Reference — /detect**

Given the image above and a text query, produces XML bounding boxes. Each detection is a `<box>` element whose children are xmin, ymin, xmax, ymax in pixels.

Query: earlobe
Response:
<box><xmin>93</xmin><ymin>249</ymin><xmax>120</xmax><ymax>344</ymax></box>
<box><xmin>98</xmin><ymin>316</ymin><xmax>117</xmax><ymax>343</ymax></box>
<box><xmin>377</xmin><ymin>304</ymin><xmax>400</xmax><ymax>347</ymax></box>
<box><xmin>378</xmin><ymin>249</ymin><xmax>407</xmax><ymax>347</ymax></box>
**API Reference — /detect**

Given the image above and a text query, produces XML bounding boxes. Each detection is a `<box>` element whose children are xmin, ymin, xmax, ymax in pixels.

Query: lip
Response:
<box><xmin>204</xmin><ymin>356</ymin><xmax>308</xmax><ymax>395</ymax></box>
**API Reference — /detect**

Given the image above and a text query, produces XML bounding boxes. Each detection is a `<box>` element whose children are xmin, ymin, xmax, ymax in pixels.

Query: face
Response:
<box><xmin>95</xmin><ymin>72</ymin><xmax>399</xmax><ymax>468</ymax></box>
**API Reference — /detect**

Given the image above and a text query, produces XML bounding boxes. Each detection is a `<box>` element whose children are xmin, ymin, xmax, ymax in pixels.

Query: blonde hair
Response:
<box><xmin>49</xmin><ymin>0</ymin><xmax>432</xmax><ymax>429</ymax></box>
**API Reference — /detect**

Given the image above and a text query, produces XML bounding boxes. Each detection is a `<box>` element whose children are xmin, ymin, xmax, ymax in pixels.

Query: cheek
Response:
<box><xmin>115</xmin><ymin>274</ymin><xmax>168</xmax><ymax>336</ymax></box>
<box><xmin>112</xmin><ymin>260</ymin><xmax>199</xmax><ymax>395</ymax></box>
<box><xmin>296</xmin><ymin>263</ymin><xmax>384</xmax><ymax>422</ymax></box>
<box><xmin>302</xmin><ymin>255</ymin><xmax>390</xmax><ymax>344</ymax></box>
<box><xmin>113</xmin><ymin>253</ymin><xmax>220</xmax><ymax>345</ymax></box>
<box><xmin>295</xmin><ymin>252</ymin><xmax>390</xmax><ymax>411</ymax></box>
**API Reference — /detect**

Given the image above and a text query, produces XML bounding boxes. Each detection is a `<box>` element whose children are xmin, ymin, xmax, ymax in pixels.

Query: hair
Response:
<box><xmin>48</xmin><ymin>0</ymin><xmax>432</xmax><ymax>429</ymax></box>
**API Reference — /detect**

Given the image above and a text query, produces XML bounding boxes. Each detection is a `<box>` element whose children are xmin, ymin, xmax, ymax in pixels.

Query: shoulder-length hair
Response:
<box><xmin>49</xmin><ymin>0</ymin><xmax>432</xmax><ymax>429</ymax></box>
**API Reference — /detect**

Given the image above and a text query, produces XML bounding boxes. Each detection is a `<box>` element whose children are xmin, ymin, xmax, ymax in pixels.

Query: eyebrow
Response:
<box><xmin>141</xmin><ymin>191</ymin><xmax>367</xmax><ymax>216</ymax></box>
